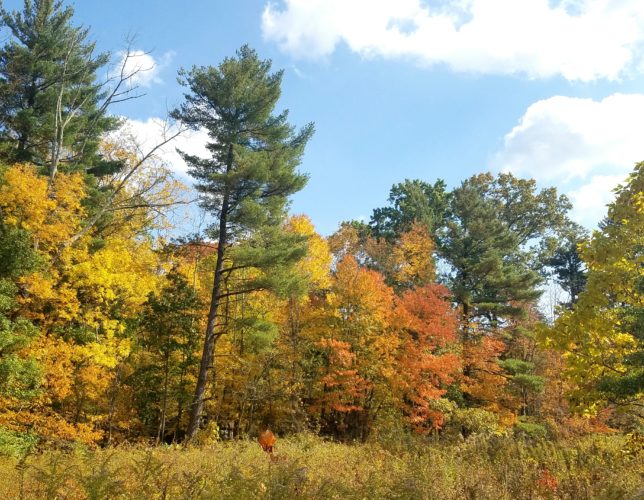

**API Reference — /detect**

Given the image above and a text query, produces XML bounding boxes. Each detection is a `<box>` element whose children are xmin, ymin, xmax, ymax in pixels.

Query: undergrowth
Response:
<box><xmin>0</xmin><ymin>433</ymin><xmax>641</xmax><ymax>499</ymax></box>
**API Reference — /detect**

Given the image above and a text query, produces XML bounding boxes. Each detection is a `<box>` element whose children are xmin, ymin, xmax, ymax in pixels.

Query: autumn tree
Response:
<box><xmin>327</xmin><ymin>220</ymin><xmax>373</xmax><ymax>265</ymax></box>
<box><xmin>544</xmin><ymin>162</ymin><xmax>643</xmax><ymax>417</ymax></box>
<box><xmin>0</xmin><ymin>161</ymin><xmax>170</xmax><ymax>444</ymax></box>
<box><xmin>172</xmin><ymin>46</ymin><xmax>314</xmax><ymax>440</ymax></box>
<box><xmin>328</xmin><ymin>219</ymin><xmax>435</xmax><ymax>294</ymax></box>
<box><xmin>394</xmin><ymin>284</ymin><xmax>460</xmax><ymax>432</ymax></box>
<box><xmin>308</xmin><ymin>256</ymin><xmax>398</xmax><ymax>440</ymax></box>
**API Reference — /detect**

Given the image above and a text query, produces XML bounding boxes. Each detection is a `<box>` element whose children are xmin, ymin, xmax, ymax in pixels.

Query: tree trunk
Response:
<box><xmin>185</xmin><ymin>145</ymin><xmax>233</xmax><ymax>441</ymax></box>
<box><xmin>157</xmin><ymin>350</ymin><xmax>170</xmax><ymax>443</ymax></box>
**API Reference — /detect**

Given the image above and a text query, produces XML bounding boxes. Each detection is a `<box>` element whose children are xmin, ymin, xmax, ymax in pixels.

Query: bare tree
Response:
<box><xmin>63</xmin><ymin>117</ymin><xmax>190</xmax><ymax>249</ymax></box>
<box><xmin>48</xmin><ymin>40</ymin><xmax>152</xmax><ymax>186</ymax></box>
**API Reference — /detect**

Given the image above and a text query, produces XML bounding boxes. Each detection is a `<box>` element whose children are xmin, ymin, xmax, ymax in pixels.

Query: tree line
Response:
<box><xmin>0</xmin><ymin>0</ymin><xmax>640</xmax><ymax>450</ymax></box>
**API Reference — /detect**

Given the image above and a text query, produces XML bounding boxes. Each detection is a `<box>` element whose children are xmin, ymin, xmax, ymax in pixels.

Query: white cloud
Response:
<box><xmin>567</xmin><ymin>174</ymin><xmax>625</xmax><ymax>227</ymax></box>
<box><xmin>117</xmin><ymin>118</ymin><xmax>210</xmax><ymax>177</ymax></box>
<box><xmin>496</xmin><ymin>93</ymin><xmax>644</xmax><ymax>182</ymax></box>
<box><xmin>262</xmin><ymin>0</ymin><xmax>644</xmax><ymax>81</ymax></box>
<box><xmin>117</xmin><ymin>50</ymin><xmax>175</xmax><ymax>87</ymax></box>
<box><xmin>494</xmin><ymin>93</ymin><xmax>644</xmax><ymax>227</ymax></box>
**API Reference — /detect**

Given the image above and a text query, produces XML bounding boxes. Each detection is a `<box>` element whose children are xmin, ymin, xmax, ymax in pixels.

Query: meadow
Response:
<box><xmin>0</xmin><ymin>433</ymin><xmax>641</xmax><ymax>499</ymax></box>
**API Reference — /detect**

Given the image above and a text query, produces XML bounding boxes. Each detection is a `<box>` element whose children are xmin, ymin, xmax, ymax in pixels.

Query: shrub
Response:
<box><xmin>0</xmin><ymin>427</ymin><xmax>38</xmax><ymax>457</ymax></box>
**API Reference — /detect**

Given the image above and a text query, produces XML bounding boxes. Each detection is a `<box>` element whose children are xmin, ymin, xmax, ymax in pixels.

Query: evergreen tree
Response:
<box><xmin>439</xmin><ymin>179</ymin><xmax>541</xmax><ymax>331</ymax></box>
<box><xmin>0</xmin><ymin>218</ymin><xmax>41</xmax><ymax>403</ymax></box>
<box><xmin>171</xmin><ymin>45</ymin><xmax>313</xmax><ymax>440</ymax></box>
<box><xmin>544</xmin><ymin>223</ymin><xmax>588</xmax><ymax>308</ymax></box>
<box><xmin>370</xmin><ymin>179</ymin><xmax>449</xmax><ymax>240</ymax></box>
<box><xmin>439</xmin><ymin>173</ymin><xmax>571</xmax><ymax>330</ymax></box>
<box><xmin>439</xmin><ymin>173</ymin><xmax>574</xmax><ymax>414</ymax></box>
<box><xmin>134</xmin><ymin>271</ymin><xmax>202</xmax><ymax>443</ymax></box>
<box><xmin>0</xmin><ymin>0</ymin><xmax>118</xmax><ymax>180</ymax></box>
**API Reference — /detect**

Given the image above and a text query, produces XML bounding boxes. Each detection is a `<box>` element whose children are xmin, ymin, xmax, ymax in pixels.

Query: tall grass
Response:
<box><xmin>0</xmin><ymin>433</ymin><xmax>641</xmax><ymax>499</ymax></box>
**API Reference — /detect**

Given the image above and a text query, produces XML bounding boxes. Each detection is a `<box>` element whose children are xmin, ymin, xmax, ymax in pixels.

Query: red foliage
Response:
<box><xmin>537</xmin><ymin>467</ymin><xmax>559</xmax><ymax>494</ymax></box>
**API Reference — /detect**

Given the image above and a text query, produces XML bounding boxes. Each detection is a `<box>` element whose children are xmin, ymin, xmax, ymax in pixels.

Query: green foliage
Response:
<box><xmin>0</xmin><ymin>215</ymin><xmax>41</xmax><ymax>401</ymax></box>
<box><xmin>499</xmin><ymin>358</ymin><xmax>534</xmax><ymax>374</ymax></box>
<box><xmin>131</xmin><ymin>270</ymin><xmax>203</xmax><ymax>441</ymax></box>
<box><xmin>0</xmin><ymin>427</ymin><xmax>38</xmax><ymax>457</ymax></box>
<box><xmin>171</xmin><ymin>45</ymin><xmax>314</xmax><ymax>438</ymax></box>
<box><xmin>172</xmin><ymin>45</ymin><xmax>313</xmax><ymax>240</ymax></box>
<box><xmin>511</xmin><ymin>373</ymin><xmax>546</xmax><ymax>393</ymax></box>
<box><xmin>500</xmin><ymin>359</ymin><xmax>546</xmax><ymax>394</ymax></box>
<box><xmin>513</xmin><ymin>421</ymin><xmax>548</xmax><ymax>439</ymax></box>
<box><xmin>370</xmin><ymin>178</ymin><xmax>450</xmax><ymax>240</ymax></box>
<box><xmin>543</xmin><ymin>223</ymin><xmax>588</xmax><ymax>307</ymax></box>
<box><xmin>230</xmin><ymin>226</ymin><xmax>309</xmax><ymax>298</ymax></box>
<box><xmin>172</xmin><ymin>44</ymin><xmax>314</xmax><ymax>300</ymax></box>
<box><xmin>0</xmin><ymin>0</ymin><xmax>118</xmax><ymax>170</ymax></box>
<box><xmin>0</xmin><ymin>224</ymin><xmax>41</xmax><ymax>279</ymax></box>
<box><xmin>453</xmin><ymin>174</ymin><xmax>570</xmax><ymax>323</ymax></box>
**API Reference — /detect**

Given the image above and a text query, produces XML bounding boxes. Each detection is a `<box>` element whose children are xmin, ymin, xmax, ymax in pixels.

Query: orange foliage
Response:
<box><xmin>462</xmin><ymin>334</ymin><xmax>509</xmax><ymax>415</ymax></box>
<box><xmin>537</xmin><ymin>468</ymin><xmax>559</xmax><ymax>495</ymax></box>
<box><xmin>314</xmin><ymin>338</ymin><xmax>373</xmax><ymax>413</ymax></box>
<box><xmin>394</xmin><ymin>284</ymin><xmax>460</xmax><ymax>431</ymax></box>
<box><xmin>258</xmin><ymin>429</ymin><xmax>277</xmax><ymax>453</ymax></box>
<box><xmin>0</xmin><ymin>405</ymin><xmax>102</xmax><ymax>444</ymax></box>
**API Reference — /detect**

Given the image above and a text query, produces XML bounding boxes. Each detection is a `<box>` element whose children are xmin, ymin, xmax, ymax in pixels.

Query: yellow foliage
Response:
<box><xmin>0</xmin><ymin>163</ymin><xmax>86</xmax><ymax>251</ymax></box>
<box><xmin>67</xmin><ymin>236</ymin><xmax>161</xmax><ymax>331</ymax></box>
<box><xmin>18</xmin><ymin>272</ymin><xmax>81</xmax><ymax>324</ymax></box>
<box><xmin>34</xmin><ymin>336</ymin><xmax>75</xmax><ymax>402</ymax></box>
<box><xmin>286</xmin><ymin>215</ymin><xmax>332</xmax><ymax>289</ymax></box>
<box><xmin>392</xmin><ymin>222</ymin><xmax>435</xmax><ymax>287</ymax></box>
<box><xmin>78</xmin><ymin>334</ymin><xmax>131</xmax><ymax>369</ymax></box>
<box><xmin>544</xmin><ymin>162</ymin><xmax>643</xmax><ymax>412</ymax></box>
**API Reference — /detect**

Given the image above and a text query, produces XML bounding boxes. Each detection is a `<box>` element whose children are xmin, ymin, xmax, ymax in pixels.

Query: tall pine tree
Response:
<box><xmin>172</xmin><ymin>46</ymin><xmax>313</xmax><ymax>440</ymax></box>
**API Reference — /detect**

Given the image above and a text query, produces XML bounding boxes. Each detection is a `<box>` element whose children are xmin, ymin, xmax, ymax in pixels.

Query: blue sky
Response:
<box><xmin>4</xmin><ymin>0</ymin><xmax>644</xmax><ymax>234</ymax></box>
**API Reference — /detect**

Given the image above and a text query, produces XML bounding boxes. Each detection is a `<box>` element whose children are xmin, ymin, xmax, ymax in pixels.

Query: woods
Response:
<box><xmin>0</xmin><ymin>2</ymin><xmax>641</xmax><ymax>497</ymax></box>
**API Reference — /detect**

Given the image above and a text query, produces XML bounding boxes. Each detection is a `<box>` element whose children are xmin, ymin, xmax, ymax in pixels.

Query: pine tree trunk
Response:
<box><xmin>185</xmin><ymin>145</ymin><xmax>233</xmax><ymax>441</ymax></box>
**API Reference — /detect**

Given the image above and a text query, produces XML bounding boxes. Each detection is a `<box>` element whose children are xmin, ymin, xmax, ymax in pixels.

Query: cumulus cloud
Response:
<box><xmin>566</xmin><ymin>174</ymin><xmax>626</xmax><ymax>227</ymax></box>
<box><xmin>496</xmin><ymin>93</ymin><xmax>644</xmax><ymax>182</ymax></box>
<box><xmin>494</xmin><ymin>93</ymin><xmax>644</xmax><ymax>227</ymax></box>
<box><xmin>116</xmin><ymin>50</ymin><xmax>175</xmax><ymax>87</ymax></box>
<box><xmin>118</xmin><ymin>118</ymin><xmax>210</xmax><ymax>177</ymax></box>
<box><xmin>262</xmin><ymin>0</ymin><xmax>644</xmax><ymax>81</ymax></box>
